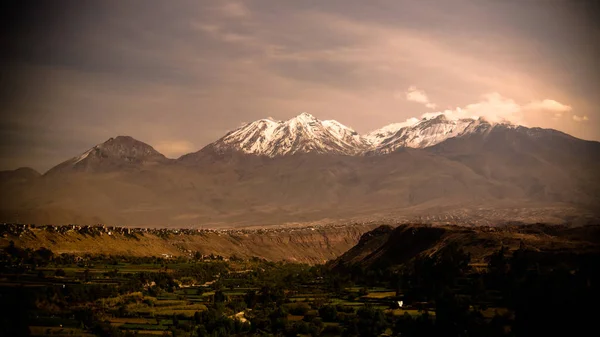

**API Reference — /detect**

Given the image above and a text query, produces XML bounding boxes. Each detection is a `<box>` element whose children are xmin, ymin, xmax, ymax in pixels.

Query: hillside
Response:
<box><xmin>0</xmin><ymin>223</ymin><xmax>381</xmax><ymax>264</ymax></box>
<box><xmin>2</xmin><ymin>150</ymin><xmax>598</xmax><ymax>226</ymax></box>
<box><xmin>330</xmin><ymin>223</ymin><xmax>600</xmax><ymax>269</ymax></box>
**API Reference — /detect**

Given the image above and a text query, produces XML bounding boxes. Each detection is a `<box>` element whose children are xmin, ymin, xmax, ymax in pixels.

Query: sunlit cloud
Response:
<box><xmin>401</xmin><ymin>86</ymin><xmax>437</xmax><ymax>109</ymax></box>
<box><xmin>411</xmin><ymin>92</ymin><xmax>572</xmax><ymax>126</ymax></box>
<box><xmin>524</xmin><ymin>99</ymin><xmax>572</xmax><ymax>112</ymax></box>
<box><xmin>572</xmin><ymin>115</ymin><xmax>589</xmax><ymax>122</ymax></box>
<box><xmin>220</xmin><ymin>1</ymin><xmax>250</xmax><ymax>18</ymax></box>
<box><xmin>192</xmin><ymin>23</ymin><xmax>256</xmax><ymax>45</ymax></box>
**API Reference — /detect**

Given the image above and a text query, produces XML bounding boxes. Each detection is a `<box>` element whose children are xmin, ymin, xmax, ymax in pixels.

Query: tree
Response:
<box><xmin>488</xmin><ymin>246</ymin><xmax>508</xmax><ymax>276</ymax></box>
<box><xmin>358</xmin><ymin>287</ymin><xmax>368</xmax><ymax>297</ymax></box>
<box><xmin>244</xmin><ymin>290</ymin><xmax>258</xmax><ymax>309</ymax></box>
<box><xmin>33</xmin><ymin>247</ymin><xmax>54</xmax><ymax>266</ymax></box>
<box><xmin>318</xmin><ymin>305</ymin><xmax>338</xmax><ymax>322</ymax></box>
<box><xmin>355</xmin><ymin>305</ymin><xmax>387</xmax><ymax>336</ymax></box>
<box><xmin>289</xmin><ymin>303</ymin><xmax>310</xmax><ymax>316</ymax></box>
<box><xmin>214</xmin><ymin>290</ymin><xmax>226</xmax><ymax>303</ymax></box>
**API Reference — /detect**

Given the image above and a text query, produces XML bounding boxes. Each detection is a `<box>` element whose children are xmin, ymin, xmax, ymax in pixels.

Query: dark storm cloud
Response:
<box><xmin>1</xmin><ymin>0</ymin><xmax>598</xmax><ymax>172</ymax></box>
<box><xmin>2</xmin><ymin>1</ymin><xmax>220</xmax><ymax>86</ymax></box>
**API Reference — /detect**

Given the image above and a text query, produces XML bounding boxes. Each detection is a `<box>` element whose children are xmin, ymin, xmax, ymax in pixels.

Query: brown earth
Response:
<box><xmin>0</xmin><ymin>223</ymin><xmax>381</xmax><ymax>264</ymax></box>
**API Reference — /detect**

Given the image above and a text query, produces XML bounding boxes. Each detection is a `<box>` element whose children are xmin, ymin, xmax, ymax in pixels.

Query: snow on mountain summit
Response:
<box><xmin>364</xmin><ymin>119</ymin><xmax>419</xmax><ymax>146</ymax></box>
<box><xmin>209</xmin><ymin>113</ymin><xmax>522</xmax><ymax>157</ymax></box>
<box><xmin>369</xmin><ymin>115</ymin><xmax>476</xmax><ymax>154</ymax></box>
<box><xmin>212</xmin><ymin>112</ymin><xmax>368</xmax><ymax>156</ymax></box>
<box><xmin>366</xmin><ymin>115</ymin><xmax>516</xmax><ymax>154</ymax></box>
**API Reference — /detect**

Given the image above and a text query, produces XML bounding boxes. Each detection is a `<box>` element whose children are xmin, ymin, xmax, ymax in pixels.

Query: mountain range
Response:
<box><xmin>184</xmin><ymin>112</ymin><xmax>512</xmax><ymax>158</ymax></box>
<box><xmin>1</xmin><ymin>112</ymin><xmax>599</xmax><ymax>227</ymax></box>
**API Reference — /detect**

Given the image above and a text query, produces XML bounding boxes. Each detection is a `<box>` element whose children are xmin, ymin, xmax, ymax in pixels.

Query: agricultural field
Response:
<box><xmin>2</xmin><ymin>236</ymin><xmax>597</xmax><ymax>336</ymax></box>
<box><xmin>1</xmin><ymin>246</ymin><xmax>423</xmax><ymax>336</ymax></box>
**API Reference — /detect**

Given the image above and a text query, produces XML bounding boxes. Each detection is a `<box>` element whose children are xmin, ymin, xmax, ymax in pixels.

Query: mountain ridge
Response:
<box><xmin>201</xmin><ymin>113</ymin><xmax>522</xmax><ymax>158</ymax></box>
<box><xmin>35</xmin><ymin>113</ymin><xmax>599</xmax><ymax>173</ymax></box>
<box><xmin>204</xmin><ymin>112</ymin><xmax>368</xmax><ymax>157</ymax></box>
<box><xmin>1</xmin><ymin>113</ymin><xmax>599</xmax><ymax>227</ymax></box>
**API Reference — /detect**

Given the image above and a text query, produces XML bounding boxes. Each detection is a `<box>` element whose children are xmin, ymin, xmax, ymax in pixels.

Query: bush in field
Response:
<box><xmin>318</xmin><ymin>305</ymin><xmax>338</xmax><ymax>322</ymax></box>
<box><xmin>194</xmin><ymin>306</ymin><xmax>250</xmax><ymax>336</ymax></box>
<box><xmin>227</xmin><ymin>299</ymin><xmax>247</xmax><ymax>313</ymax></box>
<box><xmin>243</xmin><ymin>290</ymin><xmax>258</xmax><ymax>309</ymax></box>
<box><xmin>308</xmin><ymin>318</ymin><xmax>323</xmax><ymax>336</ymax></box>
<box><xmin>292</xmin><ymin>321</ymin><xmax>310</xmax><ymax>334</ymax></box>
<box><xmin>213</xmin><ymin>290</ymin><xmax>226</xmax><ymax>303</ymax></box>
<box><xmin>355</xmin><ymin>305</ymin><xmax>388</xmax><ymax>336</ymax></box>
<box><xmin>323</xmin><ymin>324</ymin><xmax>343</xmax><ymax>335</ymax></box>
<box><xmin>336</xmin><ymin>304</ymin><xmax>355</xmax><ymax>314</ymax></box>
<box><xmin>358</xmin><ymin>287</ymin><xmax>369</xmax><ymax>297</ymax></box>
<box><xmin>288</xmin><ymin>302</ymin><xmax>310</xmax><ymax>316</ymax></box>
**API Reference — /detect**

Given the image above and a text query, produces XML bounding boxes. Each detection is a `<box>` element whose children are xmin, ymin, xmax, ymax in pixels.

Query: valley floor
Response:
<box><xmin>1</xmin><ymin>223</ymin><xmax>598</xmax><ymax>336</ymax></box>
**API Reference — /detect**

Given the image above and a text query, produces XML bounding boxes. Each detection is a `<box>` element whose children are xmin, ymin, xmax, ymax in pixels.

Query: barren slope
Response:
<box><xmin>0</xmin><ymin>223</ymin><xmax>381</xmax><ymax>264</ymax></box>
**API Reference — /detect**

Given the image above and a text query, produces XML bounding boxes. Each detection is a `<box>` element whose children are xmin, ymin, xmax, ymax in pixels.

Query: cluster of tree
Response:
<box><xmin>329</xmin><ymin>243</ymin><xmax>600</xmax><ymax>336</ymax></box>
<box><xmin>0</xmin><ymin>241</ymin><xmax>54</xmax><ymax>272</ymax></box>
<box><xmin>485</xmin><ymin>246</ymin><xmax>599</xmax><ymax>336</ymax></box>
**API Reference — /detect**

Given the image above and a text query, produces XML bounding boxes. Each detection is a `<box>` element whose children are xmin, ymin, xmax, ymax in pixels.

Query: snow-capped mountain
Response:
<box><xmin>210</xmin><ymin>112</ymin><xmax>368</xmax><ymax>156</ymax></box>
<box><xmin>45</xmin><ymin>136</ymin><xmax>168</xmax><ymax>175</ymax></box>
<box><xmin>8</xmin><ymin>112</ymin><xmax>600</xmax><ymax>226</ymax></box>
<box><xmin>201</xmin><ymin>112</ymin><xmax>520</xmax><ymax>157</ymax></box>
<box><xmin>366</xmin><ymin>115</ymin><xmax>511</xmax><ymax>154</ymax></box>
<box><xmin>363</xmin><ymin>120</ymin><xmax>418</xmax><ymax>146</ymax></box>
<box><xmin>41</xmin><ymin>114</ymin><xmax>537</xmax><ymax>175</ymax></box>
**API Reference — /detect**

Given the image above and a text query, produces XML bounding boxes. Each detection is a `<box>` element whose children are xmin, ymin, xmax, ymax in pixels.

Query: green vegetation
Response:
<box><xmin>1</xmin><ymin>237</ymin><xmax>598</xmax><ymax>336</ymax></box>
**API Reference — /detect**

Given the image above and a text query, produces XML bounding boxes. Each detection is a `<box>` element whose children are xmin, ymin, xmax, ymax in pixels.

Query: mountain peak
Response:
<box><xmin>367</xmin><ymin>115</ymin><xmax>482</xmax><ymax>153</ymax></box>
<box><xmin>288</xmin><ymin>112</ymin><xmax>319</xmax><ymax>125</ymax></box>
<box><xmin>108</xmin><ymin>135</ymin><xmax>133</xmax><ymax>142</ymax></box>
<box><xmin>102</xmin><ymin>135</ymin><xmax>146</xmax><ymax>145</ymax></box>
<box><xmin>428</xmin><ymin>114</ymin><xmax>447</xmax><ymax>121</ymax></box>
<box><xmin>205</xmin><ymin>114</ymin><xmax>366</xmax><ymax>157</ymax></box>
<box><xmin>294</xmin><ymin>112</ymin><xmax>316</xmax><ymax>120</ymax></box>
<box><xmin>45</xmin><ymin>136</ymin><xmax>168</xmax><ymax>175</ymax></box>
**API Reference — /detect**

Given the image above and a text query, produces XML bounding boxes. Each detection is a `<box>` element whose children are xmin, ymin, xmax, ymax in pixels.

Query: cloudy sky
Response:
<box><xmin>1</xmin><ymin>0</ymin><xmax>599</xmax><ymax>172</ymax></box>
